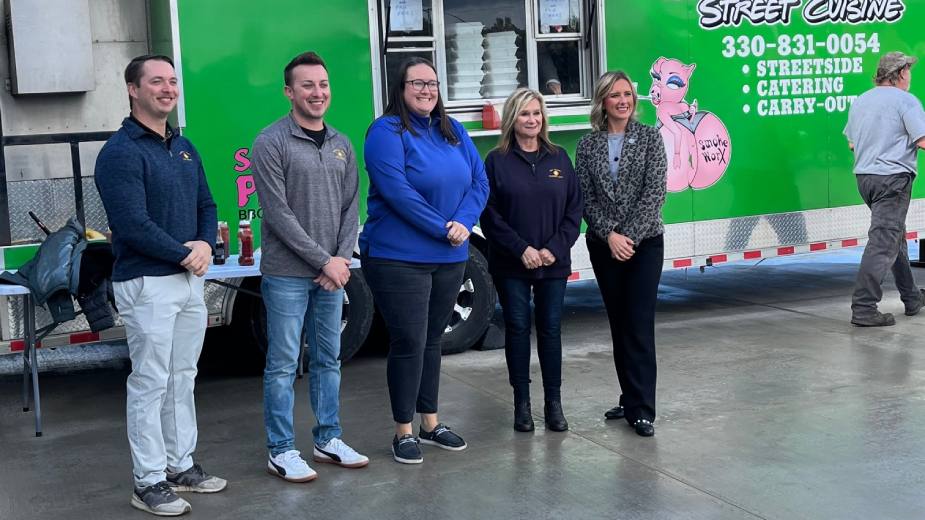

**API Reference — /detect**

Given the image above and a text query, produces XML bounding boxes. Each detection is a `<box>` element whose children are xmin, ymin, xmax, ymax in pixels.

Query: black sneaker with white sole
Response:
<box><xmin>418</xmin><ymin>423</ymin><xmax>467</xmax><ymax>451</ymax></box>
<box><xmin>131</xmin><ymin>481</ymin><xmax>191</xmax><ymax>516</ymax></box>
<box><xmin>391</xmin><ymin>434</ymin><xmax>423</xmax><ymax>464</ymax></box>
<box><xmin>166</xmin><ymin>463</ymin><xmax>227</xmax><ymax>493</ymax></box>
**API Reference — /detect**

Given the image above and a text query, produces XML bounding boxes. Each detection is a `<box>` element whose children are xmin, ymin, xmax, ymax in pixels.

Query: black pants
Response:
<box><xmin>493</xmin><ymin>276</ymin><xmax>568</xmax><ymax>402</ymax></box>
<box><xmin>362</xmin><ymin>256</ymin><xmax>466</xmax><ymax>424</ymax></box>
<box><xmin>587</xmin><ymin>234</ymin><xmax>663</xmax><ymax>423</ymax></box>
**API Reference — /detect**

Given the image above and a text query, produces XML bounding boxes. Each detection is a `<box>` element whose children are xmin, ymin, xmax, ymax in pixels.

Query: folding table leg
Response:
<box><xmin>23</xmin><ymin>294</ymin><xmax>42</xmax><ymax>437</ymax></box>
<box><xmin>30</xmin><ymin>339</ymin><xmax>42</xmax><ymax>437</ymax></box>
<box><xmin>22</xmin><ymin>315</ymin><xmax>30</xmax><ymax>413</ymax></box>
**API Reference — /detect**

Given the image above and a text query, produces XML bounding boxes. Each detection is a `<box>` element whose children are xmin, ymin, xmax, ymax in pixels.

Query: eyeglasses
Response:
<box><xmin>405</xmin><ymin>79</ymin><xmax>440</xmax><ymax>91</ymax></box>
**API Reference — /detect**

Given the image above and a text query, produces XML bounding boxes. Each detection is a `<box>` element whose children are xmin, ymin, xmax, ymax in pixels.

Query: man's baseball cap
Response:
<box><xmin>877</xmin><ymin>51</ymin><xmax>917</xmax><ymax>76</ymax></box>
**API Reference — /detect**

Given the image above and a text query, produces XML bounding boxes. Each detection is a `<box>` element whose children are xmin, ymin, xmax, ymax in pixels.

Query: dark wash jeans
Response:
<box><xmin>362</xmin><ymin>255</ymin><xmax>466</xmax><ymax>424</ymax></box>
<box><xmin>493</xmin><ymin>276</ymin><xmax>567</xmax><ymax>403</ymax></box>
<box><xmin>587</xmin><ymin>233</ymin><xmax>663</xmax><ymax>424</ymax></box>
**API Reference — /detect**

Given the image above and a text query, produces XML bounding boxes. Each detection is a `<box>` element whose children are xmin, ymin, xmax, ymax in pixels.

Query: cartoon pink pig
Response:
<box><xmin>650</xmin><ymin>58</ymin><xmax>698</xmax><ymax>191</ymax></box>
<box><xmin>649</xmin><ymin>57</ymin><xmax>731</xmax><ymax>191</ymax></box>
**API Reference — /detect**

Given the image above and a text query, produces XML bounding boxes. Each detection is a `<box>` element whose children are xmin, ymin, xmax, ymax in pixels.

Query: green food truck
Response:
<box><xmin>0</xmin><ymin>0</ymin><xmax>921</xmax><ymax>361</ymax></box>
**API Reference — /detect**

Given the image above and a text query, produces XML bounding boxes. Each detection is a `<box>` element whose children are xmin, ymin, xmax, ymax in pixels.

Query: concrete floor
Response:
<box><xmin>2</xmin><ymin>248</ymin><xmax>925</xmax><ymax>519</ymax></box>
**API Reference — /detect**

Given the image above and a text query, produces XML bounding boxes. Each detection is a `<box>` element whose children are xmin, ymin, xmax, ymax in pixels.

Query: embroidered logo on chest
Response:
<box><xmin>179</xmin><ymin>151</ymin><xmax>192</xmax><ymax>161</ymax></box>
<box><xmin>332</xmin><ymin>148</ymin><xmax>347</xmax><ymax>161</ymax></box>
<box><xmin>548</xmin><ymin>168</ymin><xmax>563</xmax><ymax>179</ymax></box>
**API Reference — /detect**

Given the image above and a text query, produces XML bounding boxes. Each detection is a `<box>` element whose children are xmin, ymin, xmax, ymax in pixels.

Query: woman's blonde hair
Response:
<box><xmin>496</xmin><ymin>88</ymin><xmax>555</xmax><ymax>154</ymax></box>
<box><xmin>589</xmin><ymin>70</ymin><xmax>637</xmax><ymax>131</ymax></box>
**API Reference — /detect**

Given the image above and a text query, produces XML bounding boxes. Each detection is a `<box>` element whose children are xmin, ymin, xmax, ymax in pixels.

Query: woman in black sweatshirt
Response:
<box><xmin>481</xmin><ymin>88</ymin><xmax>583</xmax><ymax>432</ymax></box>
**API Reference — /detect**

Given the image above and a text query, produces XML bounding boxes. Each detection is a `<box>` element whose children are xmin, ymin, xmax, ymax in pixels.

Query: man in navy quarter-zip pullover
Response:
<box><xmin>95</xmin><ymin>55</ymin><xmax>224</xmax><ymax>517</ymax></box>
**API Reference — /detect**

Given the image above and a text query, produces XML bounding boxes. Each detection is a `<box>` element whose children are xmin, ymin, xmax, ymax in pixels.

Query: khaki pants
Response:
<box><xmin>114</xmin><ymin>271</ymin><xmax>207</xmax><ymax>488</ymax></box>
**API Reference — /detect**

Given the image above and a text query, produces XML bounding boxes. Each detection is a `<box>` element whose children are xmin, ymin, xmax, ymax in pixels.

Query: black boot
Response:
<box><xmin>514</xmin><ymin>400</ymin><xmax>535</xmax><ymax>432</ymax></box>
<box><xmin>544</xmin><ymin>401</ymin><xmax>569</xmax><ymax>432</ymax></box>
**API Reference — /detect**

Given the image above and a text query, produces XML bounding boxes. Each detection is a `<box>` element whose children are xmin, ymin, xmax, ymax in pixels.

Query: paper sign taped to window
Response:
<box><xmin>540</xmin><ymin>0</ymin><xmax>569</xmax><ymax>26</ymax></box>
<box><xmin>390</xmin><ymin>0</ymin><xmax>423</xmax><ymax>32</ymax></box>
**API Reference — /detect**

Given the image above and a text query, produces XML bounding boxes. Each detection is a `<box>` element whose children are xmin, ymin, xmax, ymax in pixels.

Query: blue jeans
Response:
<box><xmin>262</xmin><ymin>275</ymin><xmax>343</xmax><ymax>454</ymax></box>
<box><xmin>494</xmin><ymin>276</ymin><xmax>567</xmax><ymax>402</ymax></box>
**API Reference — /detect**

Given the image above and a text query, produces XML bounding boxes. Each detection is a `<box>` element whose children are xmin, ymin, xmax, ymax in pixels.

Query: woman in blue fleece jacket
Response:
<box><xmin>360</xmin><ymin>57</ymin><xmax>489</xmax><ymax>464</ymax></box>
<box><xmin>480</xmin><ymin>88</ymin><xmax>582</xmax><ymax>434</ymax></box>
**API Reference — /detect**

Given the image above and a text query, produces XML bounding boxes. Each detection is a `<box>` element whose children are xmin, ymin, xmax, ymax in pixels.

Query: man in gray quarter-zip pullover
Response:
<box><xmin>251</xmin><ymin>51</ymin><xmax>367</xmax><ymax>482</ymax></box>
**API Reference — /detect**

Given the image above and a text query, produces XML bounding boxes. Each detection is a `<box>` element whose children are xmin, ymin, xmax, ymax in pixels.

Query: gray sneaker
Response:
<box><xmin>166</xmin><ymin>463</ymin><xmax>227</xmax><ymax>493</ymax></box>
<box><xmin>131</xmin><ymin>481</ymin><xmax>191</xmax><ymax>516</ymax></box>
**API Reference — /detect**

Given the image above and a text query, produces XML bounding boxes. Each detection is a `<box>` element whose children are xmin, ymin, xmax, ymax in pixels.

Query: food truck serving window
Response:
<box><xmin>372</xmin><ymin>0</ymin><xmax>602</xmax><ymax>115</ymax></box>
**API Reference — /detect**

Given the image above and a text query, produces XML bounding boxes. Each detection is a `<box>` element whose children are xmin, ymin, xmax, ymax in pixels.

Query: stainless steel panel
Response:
<box><xmin>6</xmin><ymin>0</ymin><xmax>94</xmax><ymax>94</ymax></box>
<box><xmin>709</xmin><ymin>212</ymin><xmax>812</xmax><ymax>253</ymax></box>
<box><xmin>204</xmin><ymin>281</ymin><xmax>227</xmax><ymax>317</ymax></box>
<box><xmin>0</xmin><ymin>41</ymin><xmax>143</xmax><ymax>135</ymax></box>
<box><xmin>6</xmin><ymin>293</ymin><xmax>123</xmax><ymax>339</ymax></box>
<box><xmin>3</xmin><ymin>143</ymin><xmax>74</xmax><ymax>181</ymax></box>
<box><xmin>79</xmin><ymin>141</ymin><xmax>105</xmax><ymax>179</ymax></box>
<box><xmin>8</xmin><ymin>179</ymin><xmax>76</xmax><ymax>243</ymax></box>
<box><xmin>89</xmin><ymin>0</ymin><xmax>148</xmax><ymax>43</ymax></box>
<box><xmin>908</xmin><ymin>200</ymin><xmax>925</xmax><ymax>232</ymax></box>
<box><xmin>82</xmin><ymin>177</ymin><xmax>109</xmax><ymax>234</ymax></box>
<box><xmin>664</xmin><ymin>222</ymin><xmax>695</xmax><ymax>259</ymax></box>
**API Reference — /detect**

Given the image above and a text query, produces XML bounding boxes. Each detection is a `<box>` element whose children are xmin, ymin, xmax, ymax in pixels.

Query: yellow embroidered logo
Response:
<box><xmin>333</xmin><ymin>148</ymin><xmax>347</xmax><ymax>161</ymax></box>
<box><xmin>548</xmin><ymin>168</ymin><xmax>563</xmax><ymax>179</ymax></box>
<box><xmin>179</xmin><ymin>151</ymin><xmax>192</xmax><ymax>161</ymax></box>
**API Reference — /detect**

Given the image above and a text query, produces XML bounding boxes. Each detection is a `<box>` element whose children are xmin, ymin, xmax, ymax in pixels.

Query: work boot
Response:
<box><xmin>851</xmin><ymin>311</ymin><xmax>895</xmax><ymax>327</ymax></box>
<box><xmin>544</xmin><ymin>401</ymin><xmax>569</xmax><ymax>432</ymax></box>
<box><xmin>905</xmin><ymin>289</ymin><xmax>925</xmax><ymax>316</ymax></box>
<box><xmin>513</xmin><ymin>400</ymin><xmax>534</xmax><ymax>432</ymax></box>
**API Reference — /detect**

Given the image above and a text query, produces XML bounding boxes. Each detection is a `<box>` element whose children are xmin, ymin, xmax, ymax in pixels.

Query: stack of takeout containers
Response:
<box><xmin>481</xmin><ymin>31</ymin><xmax>519</xmax><ymax>98</ymax></box>
<box><xmin>446</xmin><ymin>22</ymin><xmax>485</xmax><ymax>100</ymax></box>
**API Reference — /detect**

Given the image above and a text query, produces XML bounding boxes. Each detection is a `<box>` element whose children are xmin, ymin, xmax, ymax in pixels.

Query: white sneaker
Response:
<box><xmin>313</xmin><ymin>438</ymin><xmax>370</xmax><ymax>468</ymax></box>
<box><xmin>267</xmin><ymin>450</ymin><xmax>317</xmax><ymax>483</ymax></box>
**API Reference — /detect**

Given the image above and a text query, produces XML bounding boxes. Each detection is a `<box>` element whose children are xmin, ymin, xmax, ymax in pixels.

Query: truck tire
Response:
<box><xmin>440</xmin><ymin>248</ymin><xmax>495</xmax><ymax>355</ymax></box>
<box><xmin>339</xmin><ymin>269</ymin><xmax>375</xmax><ymax>362</ymax></box>
<box><xmin>230</xmin><ymin>268</ymin><xmax>374</xmax><ymax>364</ymax></box>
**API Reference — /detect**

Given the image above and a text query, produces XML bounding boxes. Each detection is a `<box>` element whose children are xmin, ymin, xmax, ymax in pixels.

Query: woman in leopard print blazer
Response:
<box><xmin>575</xmin><ymin>71</ymin><xmax>667</xmax><ymax>437</ymax></box>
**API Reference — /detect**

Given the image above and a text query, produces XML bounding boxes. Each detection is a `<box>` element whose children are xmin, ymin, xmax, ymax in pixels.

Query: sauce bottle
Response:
<box><xmin>218</xmin><ymin>221</ymin><xmax>230</xmax><ymax>251</ymax></box>
<box><xmin>238</xmin><ymin>220</ymin><xmax>255</xmax><ymax>266</ymax></box>
<box><xmin>213</xmin><ymin>225</ymin><xmax>226</xmax><ymax>265</ymax></box>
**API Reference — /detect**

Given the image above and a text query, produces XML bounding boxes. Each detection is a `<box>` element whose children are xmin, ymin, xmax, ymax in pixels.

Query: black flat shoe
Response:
<box><xmin>632</xmin><ymin>419</ymin><xmax>654</xmax><ymax>437</ymax></box>
<box><xmin>544</xmin><ymin>401</ymin><xmax>569</xmax><ymax>432</ymax></box>
<box><xmin>604</xmin><ymin>406</ymin><xmax>625</xmax><ymax>420</ymax></box>
<box><xmin>514</xmin><ymin>400</ymin><xmax>534</xmax><ymax>432</ymax></box>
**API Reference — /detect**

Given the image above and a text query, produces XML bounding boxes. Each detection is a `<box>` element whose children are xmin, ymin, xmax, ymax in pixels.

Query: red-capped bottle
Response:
<box><xmin>237</xmin><ymin>220</ymin><xmax>254</xmax><ymax>266</ymax></box>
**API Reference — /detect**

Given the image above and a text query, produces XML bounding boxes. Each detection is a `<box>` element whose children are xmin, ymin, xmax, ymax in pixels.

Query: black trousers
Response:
<box><xmin>362</xmin><ymin>256</ymin><xmax>466</xmax><ymax>424</ymax></box>
<box><xmin>587</xmin><ymin>234</ymin><xmax>663</xmax><ymax>423</ymax></box>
